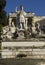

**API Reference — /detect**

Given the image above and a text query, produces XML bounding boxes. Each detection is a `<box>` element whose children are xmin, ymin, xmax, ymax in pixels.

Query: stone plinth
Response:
<box><xmin>17</xmin><ymin>30</ymin><xmax>25</xmax><ymax>39</ymax></box>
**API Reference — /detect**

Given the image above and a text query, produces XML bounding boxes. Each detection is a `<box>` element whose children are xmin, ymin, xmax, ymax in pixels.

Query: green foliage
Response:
<box><xmin>0</xmin><ymin>24</ymin><xmax>3</xmax><ymax>40</ymax></box>
<box><xmin>0</xmin><ymin>10</ymin><xmax>7</xmax><ymax>26</ymax></box>
<box><xmin>0</xmin><ymin>0</ymin><xmax>7</xmax><ymax>26</ymax></box>
<box><xmin>0</xmin><ymin>0</ymin><xmax>6</xmax><ymax>10</ymax></box>
<box><xmin>0</xmin><ymin>24</ymin><xmax>3</xmax><ymax>36</ymax></box>
<box><xmin>0</xmin><ymin>0</ymin><xmax>6</xmax><ymax>41</ymax></box>
<box><xmin>0</xmin><ymin>24</ymin><xmax>2</xmax><ymax>31</ymax></box>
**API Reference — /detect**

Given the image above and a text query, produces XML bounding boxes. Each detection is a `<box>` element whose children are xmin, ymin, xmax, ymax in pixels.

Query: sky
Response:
<box><xmin>5</xmin><ymin>0</ymin><xmax>45</xmax><ymax>16</ymax></box>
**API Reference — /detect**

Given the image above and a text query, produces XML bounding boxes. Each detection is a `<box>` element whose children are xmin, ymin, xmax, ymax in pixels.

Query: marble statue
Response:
<box><xmin>32</xmin><ymin>22</ymin><xmax>37</xmax><ymax>34</ymax></box>
<box><xmin>2</xmin><ymin>21</ymin><xmax>16</xmax><ymax>40</ymax></box>
<box><xmin>19</xmin><ymin>14</ymin><xmax>25</xmax><ymax>29</ymax></box>
<box><xmin>35</xmin><ymin>22</ymin><xmax>41</xmax><ymax>35</ymax></box>
<box><xmin>1</xmin><ymin>5</ymin><xmax>43</xmax><ymax>41</ymax></box>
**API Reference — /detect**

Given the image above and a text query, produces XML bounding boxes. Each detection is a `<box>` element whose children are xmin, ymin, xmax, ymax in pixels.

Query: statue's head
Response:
<box><xmin>20</xmin><ymin>5</ymin><xmax>24</xmax><ymax>11</ymax></box>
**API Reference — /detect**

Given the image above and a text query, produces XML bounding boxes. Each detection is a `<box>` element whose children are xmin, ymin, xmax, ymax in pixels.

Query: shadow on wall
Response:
<box><xmin>16</xmin><ymin>54</ymin><xmax>27</xmax><ymax>58</ymax></box>
<box><xmin>36</xmin><ymin>19</ymin><xmax>45</xmax><ymax>33</ymax></box>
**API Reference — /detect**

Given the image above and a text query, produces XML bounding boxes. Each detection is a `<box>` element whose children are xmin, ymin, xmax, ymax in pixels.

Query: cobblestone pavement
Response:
<box><xmin>0</xmin><ymin>58</ymin><xmax>45</xmax><ymax>65</ymax></box>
